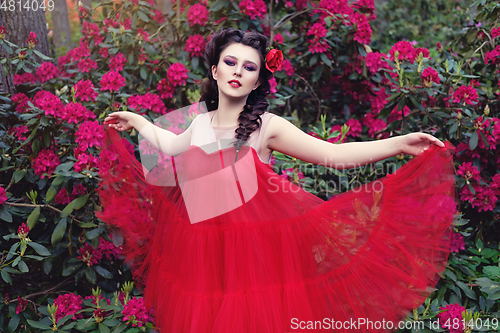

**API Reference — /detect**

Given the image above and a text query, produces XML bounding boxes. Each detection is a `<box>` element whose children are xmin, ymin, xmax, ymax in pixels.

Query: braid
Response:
<box><xmin>233</xmin><ymin>98</ymin><xmax>268</xmax><ymax>152</ymax></box>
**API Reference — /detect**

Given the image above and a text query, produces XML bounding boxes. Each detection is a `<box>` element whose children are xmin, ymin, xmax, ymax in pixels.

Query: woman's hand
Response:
<box><xmin>103</xmin><ymin>111</ymin><xmax>137</xmax><ymax>132</ymax></box>
<box><xmin>398</xmin><ymin>132</ymin><xmax>445</xmax><ymax>156</ymax></box>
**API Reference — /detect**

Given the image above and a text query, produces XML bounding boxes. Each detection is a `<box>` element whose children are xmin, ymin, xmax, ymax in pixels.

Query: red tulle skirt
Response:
<box><xmin>96</xmin><ymin>127</ymin><xmax>457</xmax><ymax>333</ymax></box>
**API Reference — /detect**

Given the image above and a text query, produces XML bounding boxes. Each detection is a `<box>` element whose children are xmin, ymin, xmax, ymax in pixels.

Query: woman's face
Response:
<box><xmin>211</xmin><ymin>43</ymin><xmax>261</xmax><ymax>101</ymax></box>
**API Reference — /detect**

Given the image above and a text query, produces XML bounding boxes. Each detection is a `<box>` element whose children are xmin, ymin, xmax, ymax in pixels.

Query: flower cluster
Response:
<box><xmin>15</xmin><ymin>296</ymin><xmax>28</xmax><ymax>314</ymax></box>
<box><xmin>122</xmin><ymin>297</ymin><xmax>153</xmax><ymax>327</ymax></box>
<box><xmin>450</xmin><ymin>232</ymin><xmax>465</xmax><ymax>253</ymax></box>
<box><xmin>32</xmin><ymin>149</ymin><xmax>60</xmax><ymax>179</ymax></box>
<box><xmin>75</xmin><ymin>120</ymin><xmax>105</xmax><ymax>150</ymax></box>
<box><xmin>436</xmin><ymin>303</ymin><xmax>466</xmax><ymax>333</ymax></box>
<box><xmin>26</xmin><ymin>31</ymin><xmax>38</xmax><ymax>48</ymax></box>
<box><xmin>421</xmin><ymin>67</ymin><xmax>440</xmax><ymax>87</ymax></box>
<box><xmin>63</xmin><ymin>102</ymin><xmax>96</xmax><ymax>124</ymax></box>
<box><xmin>351</xmin><ymin>12</ymin><xmax>372</xmax><ymax>44</ymax></box>
<box><xmin>238</xmin><ymin>0</ymin><xmax>267</xmax><ymax>20</ymax></box>
<box><xmin>74</xmin><ymin>79</ymin><xmax>98</xmax><ymax>102</ymax></box>
<box><xmin>110</xmin><ymin>52</ymin><xmax>127</xmax><ymax>71</ymax></box>
<box><xmin>100</xmin><ymin>71</ymin><xmax>126</xmax><ymax>91</ymax></box>
<box><xmin>78</xmin><ymin>238</ymin><xmax>121</xmax><ymax>266</ymax></box>
<box><xmin>53</xmin><ymin>293</ymin><xmax>83</xmax><ymax>322</ymax></box>
<box><xmin>36</xmin><ymin>62</ymin><xmax>59</xmax><ymax>83</ymax></box>
<box><xmin>184</xmin><ymin>34</ymin><xmax>206</xmax><ymax>58</ymax></box>
<box><xmin>74</xmin><ymin>152</ymin><xmax>99</xmax><ymax>173</ymax></box>
<box><xmin>8</xmin><ymin>125</ymin><xmax>29</xmax><ymax>142</ymax></box>
<box><xmin>77</xmin><ymin>58</ymin><xmax>99</xmax><ymax>73</ymax></box>
<box><xmin>389</xmin><ymin>41</ymin><xmax>429</xmax><ymax>64</ymax></box>
<box><xmin>0</xmin><ymin>26</ymin><xmax>6</xmax><ymax>39</ymax></box>
<box><xmin>452</xmin><ymin>84</ymin><xmax>478</xmax><ymax>106</ymax></box>
<box><xmin>187</xmin><ymin>3</ymin><xmax>209</xmax><ymax>26</ymax></box>
<box><xmin>127</xmin><ymin>93</ymin><xmax>166</xmax><ymax>114</ymax></box>
<box><xmin>166</xmin><ymin>63</ymin><xmax>188</xmax><ymax>87</ymax></box>
<box><xmin>33</xmin><ymin>90</ymin><xmax>65</xmax><ymax>118</ymax></box>
<box><xmin>17</xmin><ymin>223</ymin><xmax>29</xmax><ymax>240</ymax></box>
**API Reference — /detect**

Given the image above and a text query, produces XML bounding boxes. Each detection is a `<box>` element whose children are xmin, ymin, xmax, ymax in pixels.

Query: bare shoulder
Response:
<box><xmin>263</xmin><ymin>114</ymin><xmax>334</xmax><ymax>165</ymax></box>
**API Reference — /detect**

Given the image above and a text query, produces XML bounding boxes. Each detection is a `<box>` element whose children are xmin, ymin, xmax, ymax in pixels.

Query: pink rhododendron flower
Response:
<box><xmin>0</xmin><ymin>186</ymin><xmax>7</xmax><ymax>205</ymax></box>
<box><xmin>157</xmin><ymin>79</ymin><xmax>175</xmax><ymax>100</ymax></box>
<box><xmin>26</xmin><ymin>31</ymin><xmax>37</xmax><ymax>48</ymax></box>
<box><xmin>457</xmin><ymin>162</ymin><xmax>480</xmax><ymax>182</ymax></box>
<box><xmin>55</xmin><ymin>188</ymin><xmax>71</xmax><ymax>205</ymax></box>
<box><xmin>184</xmin><ymin>34</ymin><xmax>206</xmax><ymax>58</ymax></box>
<box><xmin>436</xmin><ymin>303</ymin><xmax>465</xmax><ymax>333</ymax></box>
<box><xmin>14</xmin><ymin>72</ymin><xmax>36</xmax><ymax>85</ymax></box>
<box><xmin>74</xmin><ymin>152</ymin><xmax>99</xmax><ymax>173</ymax></box>
<box><xmin>127</xmin><ymin>93</ymin><xmax>167</xmax><ymax>114</ymax></box>
<box><xmin>167</xmin><ymin>63</ymin><xmax>188</xmax><ymax>87</ymax></box>
<box><xmin>136</xmin><ymin>28</ymin><xmax>150</xmax><ymax>42</ymax></box>
<box><xmin>63</xmin><ymin>102</ymin><xmax>96</xmax><ymax>124</ymax></box>
<box><xmin>82</xmin><ymin>21</ymin><xmax>103</xmax><ymax>45</ymax></box>
<box><xmin>280</xmin><ymin>167</ymin><xmax>305</xmax><ymax>182</ymax></box>
<box><xmin>484</xmin><ymin>45</ymin><xmax>500</xmax><ymax>64</ymax></box>
<box><xmin>53</xmin><ymin>293</ymin><xmax>83</xmax><ymax>322</ymax></box>
<box><xmin>309</xmin><ymin>39</ymin><xmax>329</xmax><ymax>54</ymax></box>
<box><xmin>346</xmin><ymin>118</ymin><xmax>362</xmax><ymax>137</ymax></box>
<box><xmin>11</xmin><ymin>93</ymin><xmax>31</xmax><ymax>113</ymax></box>
<box><xmin>389</xmin><ymin>41</ymin><xmax>418</xmax><ymax>63</ymax></box>
<box><xmin>110</xmin><ymin>52</ymin><xmax>127</xmax><ymax>71</ymax></box>
<box><xmin>122</xmin><ymin>297</ymin><xmax>153</xmax><ymax>327</ymax></box>
<box><xmin>71</xmin><ymin>184</ymin><xmax>87</xmax><ymax>199</ymax></box>
<box><xmin>269</xmin><ymin>77</ymin><xmax>277</xmax><ymax>94</ymax></box>
<box><xmin>388</xmin><ymin>105</ymin><xmax>411</xmax><ymax>123</ymax></box>
<box><xmin>452</xmin><ymin>84</ymin><xmax>478</xmax><ymax>105</ymax></box>
<box><xmin>274</xmin><ymin>33</ymin><xmax>284</xmax><ymax>44</ymax></box>
<box><xmin>315</xmin><ymin>0</ymin><xmax>352</xmax><ymax>19</ymax></box>
<box><xmin>351</xmin><ymin>12</ymin><xmax>372</xmax><ymax>44</ymax></box>
<box><xmin>492</xmin><ymin>27</ymin><xmax>500</xmax><ymax>39</ymax></box>
<box><xmin>450</xmin><ymin>232</ymin><xmax>465</xmax><ymax>253</ymax></box>
<box><xmin>78</xmin><ymin>58</ymin><xmax>98</xmax><ymax>73</ymax></box>
<box><xmin>98</xmin><ymin>236</ymin><xmax>121</xmax><ymax>260</ymax></box>
<box><xmin>33</xmin><ymin>149</ymin><xmax>60</xmax><ymax>179</ymax></box>
<box><xmin>307</xmin><ymin>23</ymin><xmax>327</xmax><ymax>39</ymax></box>
<box><xmin>75</xmin><ymin>120</ymin><xmax>105</xmax><ymax>150</ymax></box>
<box><xmin>187</xmin><ymin>3</ymin><xmax>209</xmax><ymax>26</ymax></box>
<box><xmin>74</xmin><ymin>79</ymin><xmax>98</xmax><ymax>102</ymax></box>
<box><xmin>421</xmin><ymin>67</ymin><xmax>440</xmax><ymax>87</ymax></box>
<box><xmin>365</xmin><ymin>52</ymin><xmax>388</xmax><ymax>73</ymax></box>
<box><xmin>239</xmin><ymin>0</ymin><xmax>267</xmax><ymax>20</ymax></box>
<box><xmin>8</xmin><ymin>125</ymin><xmax>29</xmax><ymax>141</ymax></box>
<box><xmin>362</xmin><ymin>112</ymin><xmax>387</xmax><ymax>138</ymax></box>
<box><xmin>36</xmin><ymin>62</ymin><xmax>59</xmax><ymax>83</ymax></box>
<box><xmin>33</xmin><ymin>90</ymin><xmax>65</xmax><ymax>118</ymax></box>
<box><xmin>280</xmin><ymin>59</ymin><xmax>294</xmax><ymax>76</ymax></box>
<box><xmin>100</xmin><ymin>71</ymin><xmax>125</xmax><ymax>91</ymax></box>
<box><xmin>78</xmin><ymin>243</ymin><xmax>103</xmax><ymax>266</ymax></box>
<box><xmin>68</xmin><ymin>41</ymin><xmax>91</xmax><ymax>62</ymax></box>
<box><xmin>17</xmin><ymin>223</ymin><xmax>29</xmax><ymax>240</ymax></box>
<box><xmin>15</xmin><ymin>296</ymin><xmax>28</xmax><ymax>314</ymax></box>
<box><xmin>99</xmin><ymin>47</ymin><xmax>109</xmax><ymax>59</ymax></box>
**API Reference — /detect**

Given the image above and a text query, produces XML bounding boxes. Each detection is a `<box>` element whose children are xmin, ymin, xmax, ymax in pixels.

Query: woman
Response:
<box><xmin>99</xmin><ymin>28</ymin><xmax>456</xmax><ymax>332</ymax></box>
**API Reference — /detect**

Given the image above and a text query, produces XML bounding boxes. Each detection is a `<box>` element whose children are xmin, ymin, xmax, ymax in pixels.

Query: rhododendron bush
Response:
<box><xmin>1</xmin><ymin>0</ymin><xmax>500</xmax><ymax>331</ymax></box>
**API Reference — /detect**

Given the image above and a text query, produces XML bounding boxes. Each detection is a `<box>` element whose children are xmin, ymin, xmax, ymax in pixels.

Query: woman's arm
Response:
<box><xmin>266</xmin><ymin>116</ymin><xmax>444</xmax><ymax>169</ymax></box>
<box><xmin>104</xmin><ymin>111</ymin><xmax>193</xmax><ymax>156</ymax></box>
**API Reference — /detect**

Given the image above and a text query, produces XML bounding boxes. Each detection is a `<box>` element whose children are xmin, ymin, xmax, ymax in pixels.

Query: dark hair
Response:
<box><xmin>199</xmin><ymin>28</ymin><xmax>273</xmax><ymax>151</ymax></box>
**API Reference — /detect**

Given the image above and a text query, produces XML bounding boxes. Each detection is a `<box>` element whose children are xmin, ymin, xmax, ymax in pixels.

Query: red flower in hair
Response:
<box><xmin>265</xmin><ymin>49</ymin><xmax>283</xmax><ymax>73</ymax></box>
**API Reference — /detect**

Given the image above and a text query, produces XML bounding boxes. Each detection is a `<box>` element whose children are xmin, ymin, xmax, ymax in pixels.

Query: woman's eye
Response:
<box><xmin>245</xmin><ymin>66</ymin><xmax>256</xmax><ymax>71</ymax></box>
<box><xmin>224</xmin><ymin>60</ymin><xmax>234</xmax><ymax>66</ymax></box>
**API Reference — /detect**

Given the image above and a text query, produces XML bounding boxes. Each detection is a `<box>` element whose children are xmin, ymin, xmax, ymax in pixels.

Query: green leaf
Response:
<box><xmin>309</xmin><ymin>54</ymin><xmax>318</xmax><ymax>67</ymax></box>
<box><xmin>85</xmin><ymin>266</ymin><xmax>97</xmax><ymax>284</ymax></box>
<box><xmin>86</xmin><ymin>226</ymin><xmax>106</xmax><ymax>240</ymax></box>
<box><xmin>13</xmin><ymin>169</ymin><xmax>26</xmax><ymax>183</ymax></box>
<box><xmin>51</xmin><ymin>217</ymin><xmax>67</xmax><ymax>246</ymax></box>
<box><xmin>191</xmin><ymin>56</ymin><xmax>199</xmax><ymax>71</ymax></box>
<box><xmin>469</xmin><ymin>131</ymin><xmax>478</xmax><ymax>150</ymax></box>
<box><xmin>26</xmin><ymin>319</ymin><xmax>52</xmax><ymax>330</ymax></box>
<box><xmin>94</xmin><ymin>265</ymin><xmax>114</xmax><ymax>279</ymax></box>
<box><xmin>32</xmin><ymin>49</ymin><xmax>52</xmax><ymax>60</ymax></box>
<box><xmin>312</xmin><ymin>65</ymin><xmax>323</xmax><ymax>82</ymax></box>
<box><xmin>18</xmin><ymin>260</ymin><xmax>29</xmax><ymax>273</ymax></box>
<box><xmin>99</xmin><ymin>324</ymin><xmax>111</xmax><ymax>333</ymax></box>
<box><xmin>210</xmin><ymin>0</ymin><xmax>225</xmax><ymax>11</ymax></box>
<box><xmin>456</xmin><ymin>280</ymin><xmax>476</xmax><ymax>300</ymax></box>
<box><xmin>320</xmin><ymin>53</ymin><xmax>332</xmax><ymax>67</ymax></box>
<box><xmin>1</xmin><ymin>270</ymin><xmax>12</xmax><ymax>284</ymax></box>
<box><xmin>72</xmin><ymin>195</ymin><xmax>88</xmax><ymax>210</ymax></box>
<box><xmin>60</xmin><ymin>201</ymin><xmax>74</xmax><ymax>217</ymax></box>
<box><xmin>27</xmin><ymin>206</ymin><xmax>40</xmax><ymax>230</ymax></box>
<box><xmin>46</xmin><ymin>186</ymin><xmax>58</xmax><ymax>203</ymax></box>
<box><xmin>397</xmin><ymin>95</ymin><xmax>407</xmax><ymax>111</ymax></box>
<box><xmin>0</xmin><ymin>208</ymin><xmax>13</xmax><ymax>222</ymax></box>
<box><xmin>62</xmin><ymin>261</ymin><xmax>83</xmax><ymax>276</ymax></box>
<box><xmin>8</xmin><ymin>314</ymin><xmax>20</xmax><ymax>333</ymax></box>
<box><xmin>140</xmin><ymin>67</ymin><xmax>147</xmax><ymax>80</ymax></box>
<box><xmin>28</xmin><ymin>242</ymin><xmax>51</xmax><ymax>256</ymax></box>
<box><xmin>137</xmin><ymin>10</ymin><xmax>149</xmax><ymax>22</ymax></box>
<box><xmin>408</xmin><ymin>95</ymin><xmax>424</xmax><ymax>112</ymax></box>
<box><xmin>51</xmin><ymin>175</ymin><xmax>65</xmax><ymax>186</ymax></box>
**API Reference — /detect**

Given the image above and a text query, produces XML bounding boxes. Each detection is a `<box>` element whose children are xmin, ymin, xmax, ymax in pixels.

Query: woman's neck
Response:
<box><xmin>213</xmin><ymin>97</ymin><xmax>247</xmax><ymax>127</ymax></box>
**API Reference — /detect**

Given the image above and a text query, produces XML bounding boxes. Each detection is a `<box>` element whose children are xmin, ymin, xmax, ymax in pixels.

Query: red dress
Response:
<box><xmin>96</xmin><ymin>111</ymin><xmax>457</xmax><ymax>333</ymax></box>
